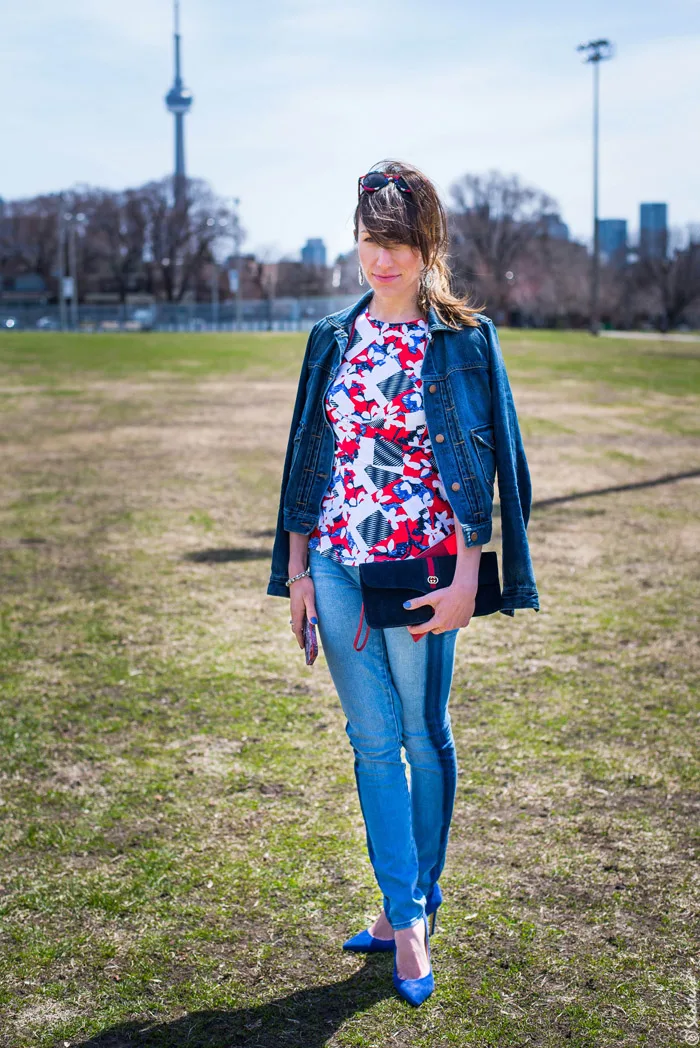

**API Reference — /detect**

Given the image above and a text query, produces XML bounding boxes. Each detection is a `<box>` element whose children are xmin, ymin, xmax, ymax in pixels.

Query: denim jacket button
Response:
<box><xmin>451</xmin><ymin>482</ymin><xmax>460</xmax><ymax>491</ymax></box>
<box><xmin>470</xmin><ymin>531</ymin><xmax>478</xmax><ymax>541</ymax></box>
<box><xmin>428</xmin><ymin>383</ymin><xmax>437</xmax><ymax>393</ymax></box>
<box><xmin>435</xmin><ymin>433</ymin><xmax>445</xmax><ymax>442</ymax></box>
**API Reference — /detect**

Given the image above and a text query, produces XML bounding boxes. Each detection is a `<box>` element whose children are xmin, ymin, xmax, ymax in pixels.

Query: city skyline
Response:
<box><xmin>1</xmin><ymin>0</ymin><xmax>698</xmax><ymax>263</ymax></box>
<box><xmin>310</xmin><ymin>194</ymin><xmax>673</xmax><ymax>270</ymax></box>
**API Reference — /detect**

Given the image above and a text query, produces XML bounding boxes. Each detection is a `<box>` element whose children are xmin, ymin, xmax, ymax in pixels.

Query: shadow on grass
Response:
<box><xmin>265</xmin><ymin>470</ymin><xmax>700</xmax><ymax>536</ymax></box>
<box><xmin>74</xmin><ymin>961</ymin><xmax>396</xmax><ymax>1047</ymax></box>
<box><xmin>184</xmin><ymin>469</ymin><xmax>700</xmax><ymax>565</ymax></box>
<box><xmin>185</xmin><ymin>547</ymin><xmax>272</xmax><ymax>564</ymax></box>
<box><xmin>488</xmin><ymin>466</ymin><xmax>700</xmax><ymax>518</ymax></box>
<box><xmin>531</xmin><ymin>467</ymin><xmax>700</xmax><ymax>510</ymax></box>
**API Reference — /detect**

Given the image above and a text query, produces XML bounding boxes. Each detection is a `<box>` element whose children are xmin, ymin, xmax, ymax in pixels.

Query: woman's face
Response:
<box><xmin>357</xmin><ymin>217</ymin><xmax>423</xmax><ymax>299</ymax></box>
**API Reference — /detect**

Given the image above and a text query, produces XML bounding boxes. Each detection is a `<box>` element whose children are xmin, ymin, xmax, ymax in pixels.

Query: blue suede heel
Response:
<box><xmin>427</xmin><ymin>881</ymin><xmax>442</xmax><ymax>935</ymax></box>
<box><xmin>342</xmin><ymin>883</ymin><xmax>442</xmax><ymax>953</ymax></box>
<box><xmin>341</xmin><ymin>927</ymin><xmax>396</xmax><ymax>953</ymax></box>
<box><xmin>392</xmin><ymin>913</ymin><xmax>434</xmax><ymax>1006</ymax></box>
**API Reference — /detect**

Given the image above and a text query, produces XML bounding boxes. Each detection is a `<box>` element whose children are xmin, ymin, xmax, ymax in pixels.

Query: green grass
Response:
<box><xmin>1</xmin><ymin>326</ymin><xmax>699</xmax><ymax>395</ymax></box>
<box><xmin>0</xmin><ymin>329</ymin><xmax>698</xmax><ymax>1046</ymax></box>
<box><xmin>0</xmin><ymin>330</ymin><xmax>306</xmax><ymax>382</ymax></box>
<box><xmin>497</xmin><ymin>329</ymin><xmax>700</xmax><ymax>397</ymax></box>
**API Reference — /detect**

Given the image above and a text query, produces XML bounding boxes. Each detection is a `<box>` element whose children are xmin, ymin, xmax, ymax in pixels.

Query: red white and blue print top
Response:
<box><xmin>306</xmin><ymin>306</ymin><xmax>456</xmax><ymax>565</ymax></box>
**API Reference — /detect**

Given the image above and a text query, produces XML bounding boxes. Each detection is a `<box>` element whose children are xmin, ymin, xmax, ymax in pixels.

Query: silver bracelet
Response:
<box><xmin>285</xmin><ymin>567</ymin><xmax>311</xmax><ymax>587</ymax></box>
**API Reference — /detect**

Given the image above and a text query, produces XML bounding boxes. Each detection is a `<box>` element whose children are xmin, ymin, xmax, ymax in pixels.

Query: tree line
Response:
<box><xmin>0</xmin><ymin>176</ymin><xmax>242</xmax><ymax>305</ymax></box>
<box><xmin>1</xmin><ymin>171</ymin><xmax>698</xmax><ymax>329</ymax></box>
<box><xmin>446</xmin><ymin>171</ymin><xmax>700</xmax><ymax>329</ymax></box>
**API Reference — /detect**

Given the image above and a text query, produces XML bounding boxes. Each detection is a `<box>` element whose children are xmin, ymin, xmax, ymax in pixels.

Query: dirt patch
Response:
<box><xmin>1</xmin><ymin>356</ymin><xmax>698</xmax><ymax>1047</ymax></box>
<box><xmin>163</xmin><ymin>734</ymin><xmax>245</xmax><ymax>777</ymax></box>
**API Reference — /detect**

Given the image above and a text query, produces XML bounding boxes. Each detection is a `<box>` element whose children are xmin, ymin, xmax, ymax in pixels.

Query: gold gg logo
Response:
<box><xmin>427</xmin><ymin>574</ymin><xmax>438</xmax><ymax>584</ymax></box>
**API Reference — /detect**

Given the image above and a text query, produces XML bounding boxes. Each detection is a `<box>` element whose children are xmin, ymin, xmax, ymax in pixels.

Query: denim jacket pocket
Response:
<box><xmin>471</xmin><ymin>424</ymin><xmax>496</xmax><ymax>493</ymax></box>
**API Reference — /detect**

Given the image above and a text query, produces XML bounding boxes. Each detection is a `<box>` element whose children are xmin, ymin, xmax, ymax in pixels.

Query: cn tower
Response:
<box><xmin>165</xmin><ymin>0</ymin><xmax>193</xmax><ymax>206</ymax></box>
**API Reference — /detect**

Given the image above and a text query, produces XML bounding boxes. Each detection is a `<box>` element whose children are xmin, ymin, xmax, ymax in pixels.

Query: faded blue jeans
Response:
<box><xmin>309</xmin><ymin>547</ymin><xmax>460</xmax><ymax>930</ymax></box>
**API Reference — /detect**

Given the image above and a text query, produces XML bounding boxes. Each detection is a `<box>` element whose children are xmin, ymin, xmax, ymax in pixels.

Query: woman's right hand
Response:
<box><xmin>289</xmin><ymin>576</ymin><xmax>318</xmax><ymax>650</ymax></box>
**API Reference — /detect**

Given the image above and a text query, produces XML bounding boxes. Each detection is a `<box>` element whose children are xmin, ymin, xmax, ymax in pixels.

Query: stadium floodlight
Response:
<box><xmin>577</xmin><ymin>39</ymin><xmax>615</xmax><ymax>336</ymax></box>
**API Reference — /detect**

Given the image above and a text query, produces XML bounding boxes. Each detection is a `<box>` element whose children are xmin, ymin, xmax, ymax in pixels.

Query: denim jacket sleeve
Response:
<box><xmin>266</xmin><ymin>321</ymin><xmax>321</xmax><ymax>599</ymax></box>
<box><xmin>482</xmin><ymin>318</ymin><xmax>539</xmax><ymax>614</ymax></box>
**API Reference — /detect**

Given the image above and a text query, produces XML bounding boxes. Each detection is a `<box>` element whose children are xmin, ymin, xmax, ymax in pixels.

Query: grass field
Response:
<box><xmin>0</xmin><ymin>328</ymin><xmax>698</xmax><ymax>1047</ymax></box>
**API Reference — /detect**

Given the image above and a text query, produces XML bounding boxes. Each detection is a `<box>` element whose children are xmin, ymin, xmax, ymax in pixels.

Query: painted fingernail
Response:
<box><xmin>310</xmin><ymin>616</ymin><xmax>318</xmax><ymax>624</ymax></box>
<box><xmin>403</xmin><ymin>601</ymin><xmax>411</xmax><ymax>609</ymax></box>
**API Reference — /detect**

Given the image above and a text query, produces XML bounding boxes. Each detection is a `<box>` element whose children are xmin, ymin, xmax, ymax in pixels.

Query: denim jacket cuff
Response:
<box><xmin>267</xmin><ymin>576</ymin><xmax>291</xmax><ymax>599</ymax></box>
<box><xmin>459</xmin><ymin>521</ymin><xmax>492</xmax><ymax>548</ymax></box>
<box><xmin>500</xmin><ymin>588</ymin><xmax>540</xmax><ymax>613</ymax></box>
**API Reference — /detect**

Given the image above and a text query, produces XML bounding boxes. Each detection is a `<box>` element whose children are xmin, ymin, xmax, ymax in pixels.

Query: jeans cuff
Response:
<box><xmin>390</xmin><ymin>912</ymin><xmax>426</xmax><ymax>931</ymax></box>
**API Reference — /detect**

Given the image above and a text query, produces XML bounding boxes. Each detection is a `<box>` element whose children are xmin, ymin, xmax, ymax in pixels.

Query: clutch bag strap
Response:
<box><xmin>353</xmin><ymin>601</ymin><xmax>371</xmax><ymax>652</ymax></box>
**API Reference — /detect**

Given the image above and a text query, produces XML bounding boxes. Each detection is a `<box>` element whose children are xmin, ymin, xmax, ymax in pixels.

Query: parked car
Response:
<box><xmin>130</xmin><ymin>308</ymin><xmax>156</xmax><ymax>331</ymax></box>
<box><xmin>36</xmin><ymin>316</ymin><xmax>60</xmax><ymax>331</ymax></box>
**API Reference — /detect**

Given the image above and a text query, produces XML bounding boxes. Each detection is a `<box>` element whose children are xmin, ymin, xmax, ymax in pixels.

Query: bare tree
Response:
<box><xmin>137</xmin><ymin>176</ymin><xmax>241</xmax><ymax>302</ymax></box>
<box><xmin>511</xmin><ymin>236</ymin><xmax>591</xmax><ymax>327</ymax></box>
<box><xmin>0</xmin><ymin>194</ymin><xmax>60</xmax><ymax>292</ymax></box>
<box><xmin>635</xmin><ymin>225</ymin><xmax>700</xmax><ymax>330</ymax></box>
<box><xmin>448</xmin><ymin>170</ymin><xmax>560</xmax><ymax>319</ymax></box>
<box><xmin>76</xmin><ymin>188</ymin><xmax>149</xmax><ymax>303</ymax></box>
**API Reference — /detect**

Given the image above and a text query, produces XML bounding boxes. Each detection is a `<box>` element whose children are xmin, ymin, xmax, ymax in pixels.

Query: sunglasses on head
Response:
<box><xmin>358</xmin><ymin>171</ymin><xmax>413</xmax><ymax>197</ymax></box>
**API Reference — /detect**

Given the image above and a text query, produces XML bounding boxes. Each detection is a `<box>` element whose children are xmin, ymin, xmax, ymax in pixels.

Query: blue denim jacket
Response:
<box><xmin>266</xmin><ymin>288</ymin><xmax>539</xmax><ymax>614</ymax></box>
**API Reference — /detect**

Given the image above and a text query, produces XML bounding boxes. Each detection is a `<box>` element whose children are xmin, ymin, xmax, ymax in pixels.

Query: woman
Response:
<box><xmin>267</xmin><ymin>160</ymin><xmax>539</xmax><ymax>1006</ymax></box>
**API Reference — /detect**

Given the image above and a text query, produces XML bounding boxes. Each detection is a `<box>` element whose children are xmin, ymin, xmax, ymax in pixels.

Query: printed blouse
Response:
<box><xmin>306</xmin><ymin>306</ymin><xmax>456</xmax><ymax>565</ymax></box>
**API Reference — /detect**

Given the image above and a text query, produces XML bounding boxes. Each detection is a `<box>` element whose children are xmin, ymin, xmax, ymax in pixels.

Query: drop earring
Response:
<box><xmin>358</xmin><ymin>265</ymin><xmax>365</xmax><ymax>286</ymax></box>
<box><xmin>421</xmin><ymin>267</ymin><xmax>434</xmax><ymax>291</ymax></box>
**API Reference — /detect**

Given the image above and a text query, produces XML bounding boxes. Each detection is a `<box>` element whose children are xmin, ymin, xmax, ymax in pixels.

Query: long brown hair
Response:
<box><xmin>353</xmin><ymin>159</ymin><xmax>483</xmax><ymax>329</ymax></box>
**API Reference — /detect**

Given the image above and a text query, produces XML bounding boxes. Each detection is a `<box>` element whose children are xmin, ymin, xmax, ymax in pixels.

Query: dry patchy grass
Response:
<box><xmin>0</xmin><ymin>332</ymin><xmax>698</xmax><ymax>1048</ymax></box>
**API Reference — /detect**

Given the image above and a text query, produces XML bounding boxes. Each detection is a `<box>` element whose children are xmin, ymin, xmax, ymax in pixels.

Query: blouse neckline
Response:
<box><xmin>364</xmin><ymin>307</ymin><xmax>428</xmax><ymax>328</ymax></box>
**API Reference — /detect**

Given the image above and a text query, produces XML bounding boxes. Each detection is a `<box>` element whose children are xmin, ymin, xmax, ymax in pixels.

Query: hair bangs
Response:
<box><xmin>358</xmin><ymin>188</ymin><xmax>422</xmax><ymax>252</ymax></box>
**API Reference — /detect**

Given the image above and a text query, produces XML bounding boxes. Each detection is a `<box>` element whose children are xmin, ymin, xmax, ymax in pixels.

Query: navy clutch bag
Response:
<box><xmin>353</xmin><ymin>550</ymin><xmax>502</xmax><ymax>647</ymax></box>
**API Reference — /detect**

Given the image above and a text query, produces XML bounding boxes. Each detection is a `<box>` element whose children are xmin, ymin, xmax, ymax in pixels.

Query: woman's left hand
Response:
<box><xmin>404</xmin><ymin>581</ymin><xmax>477</xmax><ymax>637</ymax></box>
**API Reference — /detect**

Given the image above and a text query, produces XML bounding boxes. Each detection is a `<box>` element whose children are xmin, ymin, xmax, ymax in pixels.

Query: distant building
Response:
<box><xmin>301</xmin><ymin>238</ymin><xmax>327</xmax><ymax>267</ymax></box>
<box><xmin>599</xmin><ymin>219</ymin><xmax>628</xmax><ymax>267</ymax></box>
<box><xmin>222</xmin><ymin>254</ymin><xmax>271</xmax><ymax>300</ymax></box>
<box><xmin>639</xmin><ymin>203</ymin><xmax>668</xmax><ymax>260</ymax></box>
<box><xmin>542</xmin><ymin>214</ymin><xmax>569</xmax><ymax>241</ymax></box>
<box><xmin>330</xmin><ymin>248</ymin><xmax>362</xmax><ymax>294</ymax></box>
<box><xmin>0</xmin><ymin>272</ymin><xmax>49</xmax><ymax>305</ymax></box>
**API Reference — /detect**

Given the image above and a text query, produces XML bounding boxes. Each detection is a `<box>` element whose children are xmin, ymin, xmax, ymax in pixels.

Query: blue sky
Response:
<box><xmin>1</xmin><ymin>0</ymin><xmax>698</xmax><ymax>262</ymax></box>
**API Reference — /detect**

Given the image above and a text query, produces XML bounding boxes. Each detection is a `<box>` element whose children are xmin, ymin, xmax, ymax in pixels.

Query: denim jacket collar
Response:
<box><xmin>326</xmin><ymin>288</ymin><xmax>456</xmax><ymax>335</ymax></box>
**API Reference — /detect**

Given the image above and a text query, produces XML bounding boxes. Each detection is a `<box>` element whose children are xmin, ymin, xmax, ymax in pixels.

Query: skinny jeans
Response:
<box><xmin>309</xmin><ymin>546</ymin><xmax>460</xmax><ymax>930</ymax></box>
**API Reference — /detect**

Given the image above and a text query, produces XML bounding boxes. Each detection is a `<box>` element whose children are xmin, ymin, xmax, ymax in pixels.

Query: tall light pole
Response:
<box><xmin>233</xmin><ymin>197</ymin><xmax>242</xmax><ymax>329</ymax></box>
<box><xmin>577</xmin><ymin>38</ymin><xmax>614</xmax><ymax>336</ymax></box>
<box><xmin>56</xmin><ymin>202</ymin><xmax>67</xmax><ymax>332</ymax></box>
<box><xmin>61</xmin><ymin>211</ymin><xmax>87</xmax><ymax>330</ymax></box>
<box><xmin>67</xmin><ymin>214</ymin><xmax>78</xmax><ymax>330</ymax></box>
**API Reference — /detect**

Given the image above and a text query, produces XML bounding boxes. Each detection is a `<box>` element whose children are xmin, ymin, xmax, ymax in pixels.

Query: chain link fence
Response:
<box><xmin>0</xmin><ymin>295</ymin><xmax>360</xmax><ymax>333</ymax></box>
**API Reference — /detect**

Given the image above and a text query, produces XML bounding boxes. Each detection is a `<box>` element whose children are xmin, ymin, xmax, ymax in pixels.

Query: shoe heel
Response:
<box><xmin>392</xmin><ymin>913</ymin><xmax>434</xmax><ymax>1007</ymax></box>
<box><xmin>426</xmin><ymin>882</ymin><xmax>442</xmax><ymax>936</ymax></box>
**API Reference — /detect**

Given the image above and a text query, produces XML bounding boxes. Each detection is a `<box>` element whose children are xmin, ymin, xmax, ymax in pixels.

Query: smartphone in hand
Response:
<box><xmin>303</xmin><ymin>612</ymin><xmax>318</xmax><ymax>666</ymax></box>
